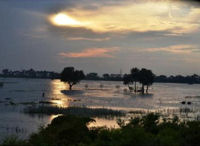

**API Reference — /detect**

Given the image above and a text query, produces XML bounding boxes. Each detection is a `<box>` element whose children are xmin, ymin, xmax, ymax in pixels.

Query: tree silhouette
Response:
<box><xmin>138</xmin><ymin>68</ymin><xmax>155</xmax><ymax>94</ymax></box>
<box><xmin>123</xmin><ymin>68</ymin><xmax>155</xmax><ymax>94</ymax></box>
<box><xmin>123</xmin><ymin>74</ymin><xmax>133</xmax><ymax>91</ymax></box>
<box><xmin>131</xmin><ymin>67</ymin><xmax>140</xmax><ymax>93</ymax></box>
<box><xmin>61</xmin><ymin>67</ymin><xmax>85</xmax><ymax>90</ymax></box>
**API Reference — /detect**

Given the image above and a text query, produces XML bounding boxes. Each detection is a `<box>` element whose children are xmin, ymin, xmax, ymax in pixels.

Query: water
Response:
<box><xmin>0</xmin><ymin>78</ymin><xmax>200</xmax><ymax>140</ymax></box>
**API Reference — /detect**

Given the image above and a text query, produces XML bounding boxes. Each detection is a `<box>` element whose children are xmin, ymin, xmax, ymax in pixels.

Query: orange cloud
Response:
<box><xmin>67</xmin><ymin>37</ymin><xmax>110</xmax><ymax>42</ymax></box>
<box><xmin>146</xmin><ymin>45</ymin><xmax>198</xmax><ymax>54</ymax></box>
<box><xmin>59</xmin><ymin>48</ymin><xmax>118</xmax><ymax>58</ymax></box>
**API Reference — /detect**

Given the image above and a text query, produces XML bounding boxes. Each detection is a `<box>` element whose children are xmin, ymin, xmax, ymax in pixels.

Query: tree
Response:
<box><xmin>131</xmin><ymin>68</ymin><xmax>140</xmax><ymax>93</ymax></box>
<box><xmin>2</xmin><ymin>69</ymin><xmax>9</xmax><ymax>76</ymax></box>
<box><xmin>103</xmin><ymin>74</ymin><xmax>110</xmax><ymax>79</ymax></box>
<box><xmin>123</xmin><ymin>74</ymin><xmax>133</xmax><ymax>91</ymax></box>
<box><xmin>86</xmin><ymin>73</ymin><xmax>99</xmax><ymax>80</ymax></box>
<box><xmin>60</xmin><ymin>67</ymin><xmax>85</xmax><ymax>90</ymax></box>
<box><xmin>138</xmin><ymin>68</ymin><xmax>155</xmax><ymax>94</ymax></box>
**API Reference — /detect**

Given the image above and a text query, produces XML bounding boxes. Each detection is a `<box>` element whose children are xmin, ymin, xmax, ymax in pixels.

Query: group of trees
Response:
<box><xmin>123</xmin><ymin>68</ymin><xmax>155</xmax><ymax>94</ymax></box>
<box><xmin>60</xmin><ymin>67</ymin><xmax>155</xmax><ymax>93</ymax></box>
<box><xmin>85</xmin><ymin>73</ymin><xmax>122</xmax><ymax>81</ymax></box>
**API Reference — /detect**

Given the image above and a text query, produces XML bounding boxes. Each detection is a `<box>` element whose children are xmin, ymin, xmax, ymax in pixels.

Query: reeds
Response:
<box><xmin>24</xmin><ymin>106</ymin><xmax>125</xmax><ymax>118</ymax></box>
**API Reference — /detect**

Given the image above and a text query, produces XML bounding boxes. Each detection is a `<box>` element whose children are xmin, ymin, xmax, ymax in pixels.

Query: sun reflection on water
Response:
<box><xmin>49</xmin><ymin>79</ymin><xmax>70</xmax><ymax>107</ymax></box>
<box><xmin>88</xmin><ymin>118</ymin><xmax>119</xmax><ymax>128</ymax></box>
<box><xmin>48</xmin><ymin>114</ymin><xmax>63</xmax><ymax>123</ymax></box>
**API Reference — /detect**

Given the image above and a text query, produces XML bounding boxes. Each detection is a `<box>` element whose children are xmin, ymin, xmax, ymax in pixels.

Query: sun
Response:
<box><xmin>50</xmin><ymin>13</ymin><xmax>82</xmax><ymax>26</ymax></box>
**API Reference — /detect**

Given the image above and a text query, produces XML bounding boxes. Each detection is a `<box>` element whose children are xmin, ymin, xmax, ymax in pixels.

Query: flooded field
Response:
<box><xmin>0</xmin><ymin>78</ymin><xmax>200</xmax><ymax>140</ymax></box>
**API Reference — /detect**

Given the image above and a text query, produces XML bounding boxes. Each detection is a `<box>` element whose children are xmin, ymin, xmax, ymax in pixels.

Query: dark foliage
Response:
<box><xmin>155</xmin><ymin>74</ymin><xmax>200</xmax><ymax>84</ymax></box>
<box><xmin>123</xmin><ymin>67</ymin><xmax>155</xmax><ymax>94</ymax></box>
<box><xmin>123</xmin><ymin>74</ymin><xmax>133</xmax><ymax>86</ymax></box>
<box><xmin>61</xmin><ymin>67</ymin><xmax>85</xmax><ymax>90</ymax></box>
<box><xmin>3</xmin><ymin>114</ymin><xmax>200</xmax><ymax>146</ymax></box>
<box><xmin>138</xmin><ymin>68</ymin><xmax>155</xmax><ymax>94</ymax></box>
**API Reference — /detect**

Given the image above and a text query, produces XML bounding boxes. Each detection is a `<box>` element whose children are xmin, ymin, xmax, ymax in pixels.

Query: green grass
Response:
<box><xmin>23</xmin><ymin>106</ymin><xmax>125</xmax><ymax>118</ymax></box>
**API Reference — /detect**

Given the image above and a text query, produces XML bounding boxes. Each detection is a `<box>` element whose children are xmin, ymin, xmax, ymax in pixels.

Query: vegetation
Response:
<box><xmin>123</xmin><ymin>68</ymin><xmax>155</xmax><ymax>94</ymax></box>
<box><xmin>1</xmin><ymin>68</ymin><xmax>200</xmax><ymax>85</ymax></box>
<box><xmin>0</xmin><ymin>136</ymin><xmax>28</xmax><ymax>146</ymax></box>
<box><xmin>60</xmin><ymin>67</ymin><xmax>85</xmax><ymax>90</ymax></box>
<box><xmin>155</xmin><ymin>74</ymin><xmax>200</xmax><ymax>84</ymax></box>
<box><xmin>2</xmin><ymin>113</ymin><xmax>200</xmax><ymax>146</ymax></box>
<box><xmin>138</xmin><ymin>68</ymin><xmax>155</xmax><ymax>94</ymax></box>
<box><xmin>131</xmin><ymin>68</ymin><xmax>140</xmax><ymax>93</ymax></box>
<box><xmin>24</xmin><ymin>106</ymin><xmax>124</xmax><ymax>118</ymax></box>
<box><xmin>123</xmin><ymin>74</ymin><xmax>133</xmax><ymax>88</ymax></box>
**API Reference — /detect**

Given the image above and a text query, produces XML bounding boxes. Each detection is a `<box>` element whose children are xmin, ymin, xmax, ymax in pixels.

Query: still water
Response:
<box><xmin>0</xmin><ymin>78</ymin><xmax>200</xmax><ymax>140</ymax></box>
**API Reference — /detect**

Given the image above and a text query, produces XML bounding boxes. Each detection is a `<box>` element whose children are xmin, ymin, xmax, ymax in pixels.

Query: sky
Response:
<box><xmin>0</xmin><ymin>0</ymin><xmax>200</xmax><ymax>75</ymax></box>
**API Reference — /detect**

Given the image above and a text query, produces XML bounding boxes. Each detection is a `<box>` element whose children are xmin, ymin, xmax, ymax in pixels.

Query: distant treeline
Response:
<box><xmin>85</xmin><ymin>73</ymin><xmax>200</xmax><ymax>84</ymax></box>
<box><xmin>155</xmin><ymin>74</ymin><xmax>200</xmax><ymax>84</ymax></box>
<box><xmin>0</xmin><ymin>69</ymin><xmax>60</xmax><ymax>79</ymax></box>
<box><xmin>86</xmin><ymin>74</ymin><xmax>200</xmax><ymax>84</ymax></box>
<box><xmin>1</xmin><ymin>69</ymin><xmax>200</xmax><ymax>84</ymax></box>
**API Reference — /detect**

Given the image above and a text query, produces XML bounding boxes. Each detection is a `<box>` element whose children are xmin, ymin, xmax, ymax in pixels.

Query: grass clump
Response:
<box><xmin>24</xmin><ymin>106</ymin><xmax>125</xmax><ymax>118</ymax></box>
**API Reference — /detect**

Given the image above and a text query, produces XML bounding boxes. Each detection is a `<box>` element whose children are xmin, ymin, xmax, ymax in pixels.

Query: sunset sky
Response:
<box><xmin>0</xmin><ymin>0</ymin><xmax>200</xmax><ymax>75</ymax></box>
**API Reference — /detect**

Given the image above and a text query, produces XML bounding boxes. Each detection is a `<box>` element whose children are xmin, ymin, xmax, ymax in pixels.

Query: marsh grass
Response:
<box><xmin>3</xmin><ymin>100</ymin><xmax>55</xmax><ymax>106</ymax></box>
<box><xmin>24</xmin><ymin>106</ymin><xmax>125</xmax><ymax>118</ymax></box>
<box><xmin>19</xmin><ymin>101</ymin><xmax>37</xmax><ymax>105</ymax></box>
<box><xmin>38</xmin><ymin>101</ymin><xmax>54</xmax><ymax>104</ymax></box>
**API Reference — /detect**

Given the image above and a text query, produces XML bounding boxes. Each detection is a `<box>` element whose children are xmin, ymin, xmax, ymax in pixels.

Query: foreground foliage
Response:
<box><xmin>2</xmin><ymin>113</ymin><xmax>200</xmax><ymax>146</ymax></box>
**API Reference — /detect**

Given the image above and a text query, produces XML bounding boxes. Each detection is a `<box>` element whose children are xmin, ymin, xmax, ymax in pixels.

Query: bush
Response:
<box><xmin>2</xmin><ymin>114</ymin><xmax>200</xmax><ymax>146</ymax></box>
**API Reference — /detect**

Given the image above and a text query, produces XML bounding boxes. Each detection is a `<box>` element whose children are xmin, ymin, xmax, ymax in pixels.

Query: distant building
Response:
<box><xmin>110</xmin><ymin>74</ymin><xmax>121</xmax><ymax>78</ymax></box>
<box><xmin>1</xmin><ymin>69</ymin><xmax>60</xmax><ymax>79</ymax></box>
<box><xmin>86</xmin><ymin>72</ymin><xmax>100</xmax><ymax>80</ymax></box>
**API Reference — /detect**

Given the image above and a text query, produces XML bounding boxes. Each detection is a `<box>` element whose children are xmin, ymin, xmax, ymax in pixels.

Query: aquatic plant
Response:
<box><xmin>24</xmin><ymin>106</ymin><xmax>125</xmax><ymax>118</ymax></box>
<box><xmin>100</xmin><ymin>84</ymin><xmax>104</xmax><ymax>88</ymax></box>
<box><xmin>85</xmin><ymin>84</ymin><xmax>88</xmax><ymax>89</ymax></box>
<box><xmin>115</xmin><ymin>85</ymin><xmax>120</xmax><ymax>89</ymax></box>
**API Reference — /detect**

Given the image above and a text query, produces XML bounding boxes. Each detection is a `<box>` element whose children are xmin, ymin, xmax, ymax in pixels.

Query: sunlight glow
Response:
<box><xmin>50</xmin><ymin>13</ymin><xmax>82</xmax><ymax>27</ymax></box>
<box><xmin>49</xmin><ymin>1</ymin><xmax>200</xmax><ymax>34</ymax></box>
